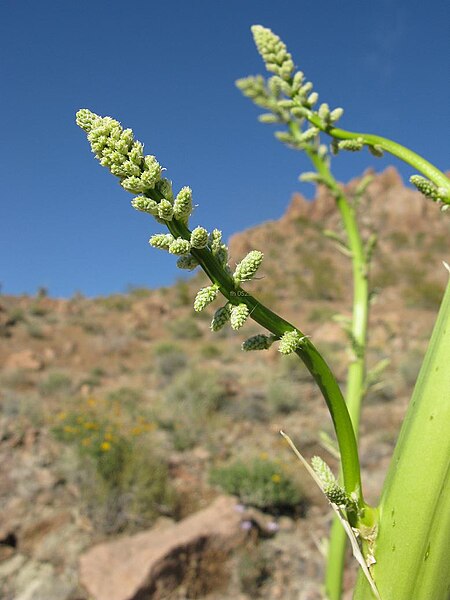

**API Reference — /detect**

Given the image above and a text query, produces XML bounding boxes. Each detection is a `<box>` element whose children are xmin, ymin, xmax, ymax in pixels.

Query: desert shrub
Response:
<box><xmin>167</xmin><ymin>316</ymin><xmax>203</xmax><ymax>339</ymax></box>
<box><xmin>106</xmin><ymin>386</ymin><xmax>143</xmax><ymax>412</ymax></box>
<box><xmin>52</xmin><ymin>397</ymin><xmax>176</xmax><ymax>532</ymax></box>
<box><xmin>99</xmin><ymin>294</ymin><xmax>132</xmax><ymax>312</ymax></box>
<box><xmin>7</xmin><ymin>307</ymin><xmax>26</xmax><ymax>325</ymax></box>
<box><xmin>165</xmin><ymin>368</ymin><xmax>226</xmax><ymax>413</ymax></box>
<box><xmin>26</xmin><ymin>322</ymin><xmax>45</xmax><ymax>339</ymax></box>
<box><xmin>38</xmin><ymin>371</ymin><xmax>72</xmax><ymax>395</ymax></box>
<box><xmin>29</xmin><ymin>302</ymin><xmax>49</xmax><ymax>316</ymax></box>
<box><xmin>127</xmin><ymin>285</ymin><xmax>151</xmax><ymax>298</ymax></box>
<box><xmin>210</xmin><ymin>457</ymin><xmax>302</xmax><ymax>513</ymax></box>
<box><xmin>153</xmin><ymin>342</ymin><xmax>187</xmax><ymax>379</ymax></box>
<box><xmin>227</xmin><ymin>388</ymin><xmax>269</xmax><ymax>423</ymax></box>
<box><xmin>266</xmin><ymin>378</ymin><xmax>299</xmax><ymax>415</ymax></box>
<box><xmin>199</xmin><ymin>343</ymin><xmax>222</xmax><ymax>359</ymax></box>
<box><xmin>163</xmin><ymin>369</ymin><xmax>228</xmax><ymax>450</ymax></box>
<box><xmin>77</xmin><ymin>319</ymin><xmax>105</xmax><ymax>335</ymax></box>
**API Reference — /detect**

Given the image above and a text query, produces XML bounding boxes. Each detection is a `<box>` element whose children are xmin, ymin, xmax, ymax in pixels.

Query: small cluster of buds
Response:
<box><xmin>311</xmin><ymin>456</ymin><xmax>357</xmax><ymax>511</ymax></box>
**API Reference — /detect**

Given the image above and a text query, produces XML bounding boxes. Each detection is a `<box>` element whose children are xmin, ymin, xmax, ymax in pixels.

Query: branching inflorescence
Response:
<box><xmin>237</xmin><ymin>25</ymin><xmax>450</xmax><ymax>208</ymax></box>
<box><xmin>76</xmin><ymin>108</ymin><xmax>305</xmax><ymax>350</ymax></box>
<box><xmin>76</xmin><ymin>107</ymin><xmax>367</xmax><ymax>518</ymax></box>
<box><xmin>76</xmin><ymin>24</ymin><xmax>450</xmax><ymax>600</ymax></box>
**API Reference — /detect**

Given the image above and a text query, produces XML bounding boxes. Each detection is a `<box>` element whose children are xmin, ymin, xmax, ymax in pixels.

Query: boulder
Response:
<box><xmin>5</xmin><ymin>349</ymin><xmax>42</xmax><ymax>371</ymax></box>
<box><xmin>79</xmin><ymin>495</ymin><xmax>246</xmax><ymax>600</ymax></box>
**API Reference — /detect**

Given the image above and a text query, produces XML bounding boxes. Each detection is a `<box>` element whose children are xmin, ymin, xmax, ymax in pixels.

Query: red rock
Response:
<box><xmin>79</xmin><ymin>495</ymin><xmax>246</xmax><ymax>600</ymax></box>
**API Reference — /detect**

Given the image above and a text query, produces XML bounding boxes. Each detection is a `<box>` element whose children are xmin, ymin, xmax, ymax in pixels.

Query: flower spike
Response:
<box><xmin>242</xmin><ymin>334</ymin><xmax>275</xmax><ymax>351</ymax></box>
<box><xmin>194</xmin><ymin>285</ymin><xmax>219</xmax><ymax>312</ymax></box>
<box><xmin>233</xmin><ymin>250</ymin><xmax>264</xmax><ymax>284</ymax></box>
<box><xmin>230</xmin><ymin>303</ymin><xmax>250</xmax><ymax>330</ymax></box>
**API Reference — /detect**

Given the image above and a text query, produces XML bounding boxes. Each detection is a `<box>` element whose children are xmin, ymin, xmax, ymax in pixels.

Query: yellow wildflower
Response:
<box><xmin>100</xmin><ymin>441</ymin><xmax>111</xmax><ymax>451</ymax></box>
<box><xmin>271</xmin><ymin>473</ymin><xmax>282</xmax><ymax>484</ymax></box>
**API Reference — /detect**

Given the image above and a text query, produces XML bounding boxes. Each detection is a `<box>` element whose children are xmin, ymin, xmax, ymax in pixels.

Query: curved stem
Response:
<box><xmin>163</xmin><ymin>215</ymin><xmax>365</xmax><ymax>508</ymax></box>
<box><xmin>303</xmin><ymin>111</ymin><xmax>450</xmax><ymax>200</ymax></box>
<box><xmin>295</xmin><ymin>135</ymin><xmax>371</xmax><ymax>599</ymax></box>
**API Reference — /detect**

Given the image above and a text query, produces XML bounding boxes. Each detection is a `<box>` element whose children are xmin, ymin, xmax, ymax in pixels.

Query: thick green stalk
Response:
<box><xmin>353</xmin><ymin>274</ymin><xmax>450</xmax><ymax>599</ymax></box>
<box><xmin>158</xmin><ymin>207</ymin><xmax>367</xmax><ymax>509</ymax></box>
<box><xmin>307</xmin><ymin>149</ymin><xmax>371</xmax><ymax>600</ymax></box>
<box><xmin>303</xmin><ymin>111</ymin><xmax>450</xmax><ymax>199</ymax></box>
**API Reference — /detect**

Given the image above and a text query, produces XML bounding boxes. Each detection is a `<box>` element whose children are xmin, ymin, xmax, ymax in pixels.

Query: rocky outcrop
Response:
<box><xmin>79</xmin><ymin>495</ymin><xmax>247</xmax><ymax>600</ymax></box>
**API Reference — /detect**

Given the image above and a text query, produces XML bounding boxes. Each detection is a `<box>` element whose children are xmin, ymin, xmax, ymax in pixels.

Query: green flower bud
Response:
<box><xmin>173</xmin><ymin>186</ymin><xmax>193</xmax><ymax>220</ymax></box>
<box><xmin>337</xmin><ymin>138</ymin><xmax>364</xmax><ymax>152</ymax></box>
<box><xmin>129</xmin><ymin>141</ymin><xmax>144</xmax><ymax>165</ymax></box>
<box><xmin>251</xmin><ymin>25</ymin><xmax>294</xmax><ymax>80</ymax></box>
<box><xmin>307</xmin><ymin>92</ymin><xmax>319</xmax><ymax>106</ymax></box>
<box><xmin>278</xmin><ymin>330</ymin><xmax>305</xmax><ymax>354</ymax></box>
<box><xmin>299</xmin><ymin>172</ymin><xmax>324</xmax><ymax>184</ymax></box>
<box><xmin>329</xmin><ymin>107</ymin><xmax>344</xmax><ymax>123</ymax></box>
<box><xmin>149</xmin><ymin>233</ymin><xmax>174</xmax><ymax>250</ymax></box>
<box><xmin>291</xmin><ymin>106</ymin><xmax>309</xmax><ymax>119</ymax></box>
<box><xmin>323</xmin><ymin>483</ymin><xmax>354</xmax><ymax>508</ymax></box>
<box><xmin>233</xmin><ymin>250</ymin><xmax>264</xmax><ymax>283</ymax></box>
<box><xmin>156</xmin><ymin>178</ymin><xmax>174</xmax><ymax>201</ymax></box>
<box><xmin>208</xmin><ymin>229</ymin><xmax>229</xmax><ymax>266</ymax></box>
<box><xmin>242</xmin><ymin>334</ymin><xmax>275</xmax><ymax>351</ymax></box>
<box><xmin>141</xmin><ymin>155</ymin><xmax>162</xmax><ymax>188</ymax></box>
<box><xmin>169</xmin><ymin>237</ymin><xmax>191</xmax><ymax>255</ymax></box>
<box><xmin>211</xmin><ymin>304</ymin><xmax>231</xmax><ymax>332</ymax></box>
<box><xmin>299</xmin><ymin>81</ymin><xmax>313</xmax><ymax>96</ymax></box>
<box><xmin>410</xmin><ymin>175</ymin><xmax>439</xmax><ymax>201</ymax></box>
<box><xmin>76</xmin><ymin>109</ymin><xmax>100</xmax><ymax>133</ymax></box>
<box><xmin>194</xmin><ymin>285</ymin><xmax>219</xmax><ymax>312</ymax></box>
<box><xmin>311</xmin><ymin>456</ymin><xmax>336</xmax><ymax>487</ymax></box>
<box><xmin>176</xmin><ymin>254</ymin><xmax>199</xmax><ymax>270</ymax></box>
<box><xmin>121</xmin><ymin>160</ymin><xmax>141</xmax><ymax>177</ymax></box>
<box><xmin>258</xmin><ymin>113</ymin><xmax>280</xmax><ymax>124</ymax></box>
<box><xmin>275</xmin><ymin>131</ymin><xmax>294</xmax><ymax>144</ymax></box>
<box><xmin>368</xmin><ymin>144</ymin><xmax>384</xmax><ymax>158</ymax></box>
<box><xmin>158</xmin><ymin>199</ymin><xmax>174</xmax><ymax>221</ymax></box>
<box><xmin>131</xmin><ymin>196</ymin><xmax>158</xmax><ymax>215</ymax></box>
<box><xmin>190</xmin><ymin>226</ymin><xmax>209</xmax><ymax>249</ymax></box>
<box><xmin>291</xmin><ymin>70</ymin><xmax>304</xmax><ymax>92</ymax></box>
<box><xmin>209</xmin><ymin>229</ymin><xmax>223</xmax><ymax>253</ymax></box>
<box><xmin>318</xmin><ymin>103</ymin><xmax>330</xmax><ymax>121</ymax></box>
<box><xmin>230</xmin><ymin>303</ymin><xmax>250</xmax><ymax>330</ymax></box>
<box><xmin>298</xmin><ymin>127</ymin><xmax>319</xmax><ymax>143</ymax></box>
<box><xmin>121</xmin><ymin>176</ymin><xmax>147</xmax><ymax>193</ymax></box>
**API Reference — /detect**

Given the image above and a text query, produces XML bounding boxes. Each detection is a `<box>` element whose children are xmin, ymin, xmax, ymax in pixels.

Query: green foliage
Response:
<box><xmin>26</xmin><ymin>321</ymin><xmax>45</xmax><ymax>339</ymax></box>
<box><xmin>167</xmin><ymin>316</ymin><xmax>203</xmax><ymax>339</ymax></box>
<box><xmin>38</xmin><ymin>371</ymin><xmax>72</xmax><ymax>395</ymax></box>
<box><xmin>163</xmin><ymin>368</ymin><xmax>228</xmax><ymax>450</ymax></box>
<box><xmin>52</xmin><ymin>396</ymin><xmax>177</xmax><ymax>533</ymax></box>
<box><xmin>266</xmin><ymin>378</ymin><xmax>299</xmax><ymax>415</ymax></box>
<box><xmin>99</xmin><ymin>294</ymin><xmax>132</xmax><ymax>312</ymax></box>
<box><xmin>210</xmin><ymin>457</ymin><xmax>302</xmax><ymax>512</ymax></box>
<box><xmin>153</xmin><ymin>342</ymin><xmax>187</xmax><ymax>379</ymax></box>
<box><xmin>106</xmin><ymin>386</ymin><xmax>143</xmax><ymax>413</ymax></box>
<box><xmin>199</xmin><ymin>343</ymin><xmax>222</xmax><ymax>359</ymax></box>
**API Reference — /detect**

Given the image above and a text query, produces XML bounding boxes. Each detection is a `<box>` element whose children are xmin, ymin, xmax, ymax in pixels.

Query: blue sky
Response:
<box><xmin>1</xmin><ymin>0</ymin><xmax>449</xmax><ymax>298</ymax></box>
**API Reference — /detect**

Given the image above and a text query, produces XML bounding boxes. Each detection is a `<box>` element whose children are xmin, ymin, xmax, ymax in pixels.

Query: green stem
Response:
<box><xmin>306</xmin><ymin>147</ymin><xmax>371</xmax><ymax>600</ymax></box>
<box><xmin>304</xmin><ymin>111</ymin><xmax>450</xmax><ymax>200</ymax></box>
<box><xmin>353</xmin><ymin>273</ymin><xmax>450</xmax><ymax>599</ymax></box>
<box><xmin>161</xmin><ymin>213</ymin><xmax>365</xmax><ymax>508</ymax></box>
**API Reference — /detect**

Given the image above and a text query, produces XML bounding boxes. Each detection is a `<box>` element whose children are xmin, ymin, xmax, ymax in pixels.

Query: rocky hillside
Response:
<box><xmin>0</xmin><ymin>167</ymin><xmax>448</xmax><ymax>599</ymax></box>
